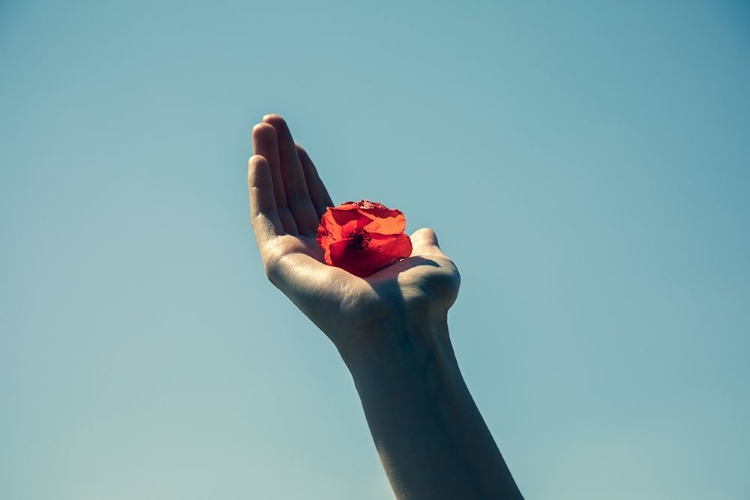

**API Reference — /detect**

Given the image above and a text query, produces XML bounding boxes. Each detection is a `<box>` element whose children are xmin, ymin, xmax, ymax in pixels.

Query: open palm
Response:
<box><xmin>249</xmin><ymin>115</ymin><xmax>460</xmax><ymax>350</ymax></box>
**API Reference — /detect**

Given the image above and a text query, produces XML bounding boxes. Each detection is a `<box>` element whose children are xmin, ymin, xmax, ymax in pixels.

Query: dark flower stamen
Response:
<box><xmin>348</xmin><ymin>227</ymin><xmax>372</xmax><ymax>251</ymax></box>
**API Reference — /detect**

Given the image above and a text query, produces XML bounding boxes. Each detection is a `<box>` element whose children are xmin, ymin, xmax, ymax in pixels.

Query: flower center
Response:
<box><xmin>348</xmin><ymin>227</ymin><xmax>372</xmax><ymax>251</ymax></box>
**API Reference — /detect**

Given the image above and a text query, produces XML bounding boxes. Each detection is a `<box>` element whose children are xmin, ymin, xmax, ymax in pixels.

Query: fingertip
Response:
<box><xmin>411</xmin><ymin>228</ymin><xmax>440</xmax><ymax>248</ymax></box>
<box><xmin>263</xmin><ymin>115</ymin><xmax>294</xmax><ymax>138</ymax></box>
<box><xmin>295</xmin><ymin>143</ymin><xmax>313</xmax><ymax>167</ymax></box>
<box><xmin>263</xmin><ymin>113</ymin><xmax>286</xmax><ymax>126</ymax></box>
<box><xmin>248</xmin><ymin>155</ymin><xmax>271</xmax><ymax>183</ymax></box>
<box><xmin>249</xmin><ymin>154</ymin><xmax>268</xmax><ymax>166</ymax></box>
<box><xmin>253</xmin><ymin>122</ymin><xmax>276</xmax><ymax>137</ymax></box>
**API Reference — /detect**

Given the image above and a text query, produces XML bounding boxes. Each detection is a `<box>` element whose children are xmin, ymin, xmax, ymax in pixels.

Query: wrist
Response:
<box><xmin>335</xmin><ymin>311</ymin><xmax>457</xmax><ymax>385</ymax></box>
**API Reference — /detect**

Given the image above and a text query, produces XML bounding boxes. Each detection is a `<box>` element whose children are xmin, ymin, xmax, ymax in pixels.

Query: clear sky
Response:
<box><xmin>1</xmin><ymin>1</ymin><xmax>749</xmax><ymax>498</ymax></box>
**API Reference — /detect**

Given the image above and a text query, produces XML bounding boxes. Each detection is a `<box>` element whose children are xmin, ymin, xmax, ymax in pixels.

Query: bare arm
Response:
<box><xmin>248</xmin><ymin>114</ymin><xmax>523</xmax><ymax>499</ymax></box>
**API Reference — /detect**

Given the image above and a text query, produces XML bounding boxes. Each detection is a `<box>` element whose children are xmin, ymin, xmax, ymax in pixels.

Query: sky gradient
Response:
<box><xmin>2</xmin><ymin>1</ymin><xmax>749</xmax><ymax>498</ymax></box>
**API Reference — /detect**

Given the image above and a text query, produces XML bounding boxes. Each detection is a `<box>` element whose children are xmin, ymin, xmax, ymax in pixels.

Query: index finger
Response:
<box><xmin>248</xmin><ymin>155</ymin><xmax>284</xmax><ymax>247</ymax></box>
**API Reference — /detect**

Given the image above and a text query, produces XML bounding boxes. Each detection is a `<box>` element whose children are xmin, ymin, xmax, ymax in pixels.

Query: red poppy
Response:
<box><xmin>316</xmin><ymin>200</ymin><xmax>413</xmax><ymax>277</ymax></box>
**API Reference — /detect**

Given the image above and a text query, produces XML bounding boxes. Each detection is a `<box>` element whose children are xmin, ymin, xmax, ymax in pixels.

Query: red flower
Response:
<box><xmin>316</xmin><ymin>200</ymin><xmax>413</xmax><ymax>277</ymax></box>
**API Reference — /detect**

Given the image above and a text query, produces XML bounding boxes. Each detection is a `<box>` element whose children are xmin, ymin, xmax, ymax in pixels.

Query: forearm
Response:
<box><xmin>338</xmin><ymin>314</ymin><xmax>523</xmax><ymax>500</ymax></box>
<box><xmin>248</xmin><ymin>115</ymin><xmax>517</xmax><ymax>497</ymax></box>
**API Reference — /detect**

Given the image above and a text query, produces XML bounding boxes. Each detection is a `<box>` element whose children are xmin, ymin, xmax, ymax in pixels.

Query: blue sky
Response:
<box><xmin>1</xmin><ymin>1</ymin><xmax>749</xmax><ymax>498</ymax></box>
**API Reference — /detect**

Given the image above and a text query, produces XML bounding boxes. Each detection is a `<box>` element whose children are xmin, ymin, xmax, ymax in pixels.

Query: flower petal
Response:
<box><xmin>342</xmin><ymin>201</ymin><xmax>404</xmax><ymax>234</ymax></box>
<box><xmin>363</xmin><ymin>211</ymin><xmax>406</xmax><ymax>235</ymax></box>
<box><xmin>330</xmin><ymin>206</ymin><xmax>371</xmax><ymax>227</ymax></box>
<box><xmin>367</xmin><ymin>232</ymin><xmax>413</xmax><ymax>263</ymax></box>
<box><xmin>317</xmin><ymin>200</ymin><xmax>412</xmax><ymax>276</ymax></box>
<box><xmin>326</xmin><ymin>232</ymin><xmax>412</xmax><ymax>277</ymax></box>
<box><xmin>317</xmin><ymin>206</ymin><xmax>371</xmax><ymax>248</ymax></box>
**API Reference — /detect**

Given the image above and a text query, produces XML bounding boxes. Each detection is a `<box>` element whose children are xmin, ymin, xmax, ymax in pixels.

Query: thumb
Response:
<box><xmin>410</xmin><ymin>228</ymin><xmax>446</xmax><ymax>257</ymax></box>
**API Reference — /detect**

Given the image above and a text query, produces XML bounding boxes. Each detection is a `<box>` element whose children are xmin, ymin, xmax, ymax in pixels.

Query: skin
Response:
<box><xmin>249</xmin><ymin>114</ymin><xmax>524</xmax><ymax>500</ymax></box>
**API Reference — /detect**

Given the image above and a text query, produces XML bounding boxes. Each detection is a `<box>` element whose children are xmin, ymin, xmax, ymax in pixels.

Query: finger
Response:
<box><xmin>410</xmin><ymin>228</ymin><xmax>446</xmax><ymax>257</ymax></box>
<box><xmin>409</xmin><ymin>228</ymin><xmax>460</xmax><ymax>307</ymax></box>
<box><xmin>248</xmin><ymin>155</ymin><xmax>284</xmax><ymax>247</ymax></box>
<box><xmin>263</xmin><ymin>114</ymin><xmax>320</xmax><ymax>236</ymax></box>
<box><xmin>296</xmin><ymin>144</ymin><xmax>334</xmax><ymax>218</ymax></box>
<box><xmin>252</xmin><ymin>122</ymin><xmax>298</xmax><ymax>233</ymax></box>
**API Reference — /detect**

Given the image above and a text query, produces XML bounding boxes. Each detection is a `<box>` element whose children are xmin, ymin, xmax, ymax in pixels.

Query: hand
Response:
<box><xmin>248</xmin><ymin>115</ymin><xmax>523</xmax><ymax>500</ymax></box>
<box><xmin>248</xmin><ymin>115</ymin><xmax>461</xmax><ymax>355</ymax></box>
